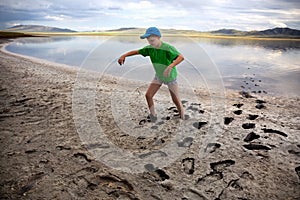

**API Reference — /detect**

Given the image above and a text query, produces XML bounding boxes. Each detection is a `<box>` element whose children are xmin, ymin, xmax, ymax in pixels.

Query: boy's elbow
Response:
<box><xmin>179</xmin><ymin>54</ymin><xmax>184</xmax><ymax>61</ymax></box>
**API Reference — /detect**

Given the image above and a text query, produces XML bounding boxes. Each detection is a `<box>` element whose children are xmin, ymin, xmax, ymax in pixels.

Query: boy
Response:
<box><xmin>118</xmin><ymin>27</ymin><xmax>185</xmax><ymax>120</ymax></box>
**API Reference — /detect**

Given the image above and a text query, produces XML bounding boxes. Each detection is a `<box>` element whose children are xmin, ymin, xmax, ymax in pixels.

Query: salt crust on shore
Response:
<box><xmin>0</xmin><ymin>40</ymin><xmax>300</xmax><ymax>199</ymax></box>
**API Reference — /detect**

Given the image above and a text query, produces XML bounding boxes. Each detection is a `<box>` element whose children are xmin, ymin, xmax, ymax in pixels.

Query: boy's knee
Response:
<box><xmin>145</xmin><ymin>93</ymin><xmax>152</xmax><ymax>100</ymax></box>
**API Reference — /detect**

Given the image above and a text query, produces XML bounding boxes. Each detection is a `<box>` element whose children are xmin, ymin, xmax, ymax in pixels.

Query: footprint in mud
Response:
<box><xmin>210</xmin><ymin>160</ymin><xmax>235</xmax><ymax>172</ymax></box>
<box><xmin>177</xmin><ymin>137</ymin><xmax>194</xmax><ymax>147</ymax></box>
<box><xmin>144</xmin><ymin>168</ymin><xmax>170</xmax><ymax>182</ymax></box>
<box><xmin>183</xmin><ymin>188</ymin><xmax>208</xmax><ymax>200</ymax></box>
<box><xmin>187</xmin><ymin>103</ymin><xmax>204</xmax><ymax>114</ymax></box>
<box><xmin>243</xmin><ymin>144</ymin><xmax>271</xmax><ymax>151</ymax></box>
<box><xmin>197</xmin><ymin>160</ymin><xmax>235</xmax><ymax>185</ymax></box>
<box><xmin>151</xmin><ymin>125</ymin><xmax>158</xmax><ymax>129</ymax></box>
<box><xmin>155</xmin><ymin>169</ymin><xmax>170</xmax><ymax>181</ymax></box>
<box><xmin>233</xmin><ymin>110</ymin><xmax>243</xmax><ymax>115</ymax></box>
<box><xmin>228</xmin><ymin>179</ymin><xmax>243</xmax><ymax>191</ymax></box>
<box><xmin>197</xmin><ymin>171</ymin><xmax>223</xmax><ymax>184</ymax></box>
<box><xmin>255</xmin><ymin>103</ymin><xmax>266</xmax><ymax>109</ymax></box>
<box><xmin>184</xmin><ymin>114</ymin><xmax>191</xmax><ymax>120</ymax></box>
<box><xmin>182</xmin><ymin>158</ymin><xmax>195</xmax><ymax>175</ymax></box>
<box><xmin>173</xmin><ymin>113</ymin><xmax>180</xmax><ymax>117</ymax></box>
<box><xmin>25</xmin><ymin>149</ymin><xmax>37</xmax><ymax>154</ymax></box>
<box><xmin>295</xmin><ymin>166</ymin><xmax>300</xmax><ymax>182</ymax></box>
<box><xmin>242</xmin><ymin>123</ymin><xmax>256</xmax><ymax>129</ymax></box>
<box><xmin>74</xmin><ymin>152</ymin><xmax>92</xmax><ymax>163</ymax></box>
<box><xmin>139</xmin><ymin>114</ymin><xmax>160</xmax><ymax>125</ymax></box>
<box><xmin>162</xmin><ymin>116</ymin><xmax>171</xmax><ymax>121</ymax></box>
<box><xmin>156</xmin><ymin>121</ymin><xmax>164</xmax><ymax>126</ymax></box>
<box><xmin>261</xmin><ymin>128</ymin><xmax>288</xmax><ymax>137</ymax></box>
<box><xmin>86</xmin><ymin>175</ymin><xmax>134</xmax><ymax>192</ymax></box>
<box><xmin>144</xmin><ymin>163</ymin><xmax>157</xmax><ymax>171</ymax></box>
<box><xmin>182</xmin><ymin>100</ymin><xmax>188</xmax><ymax>105</ymax></box>
<box><xmin>288</xmin><ymin>147</ymin><xmax>300</xmax><ymax>156</ymax></box>
<box><xmin>248</xmin><ymin>114</ymin><xmax>259</xmax><ymax>120</ymax></box>
<box><xmin>255</xmin><ymin>100</ymin><xmax>267</xmax><ymax>109</ymax></box>
<box><xmin>256</xmin><ymin>99</ymin><xmax>267</xmax><ymax>104</ymax></box>
<box><xmin>139</xmin><ymin>119</ymin><xmax>147</xmax><ymax>125</ymax></box>
<box><xmin>239</xmin><ymin>91</ymin><xmax>254</xmax><ymax>98</ymax></box>
<box><xmin>139</xmin><ymin>150</ymin><xmax>167</xmax><ymax>159</ymax></box>
<box><xmin>205</xmin><ymin>143</ymin><xmax>221</xmax><ymax>153</ymax></box>
<box><xmin>233</xmin><ymin>103</ymin><xmax>244</xmax><ymax>108</ymax></box>
<box><xmin>187</xmin><ymin>105</ymin><xmax>199</xmax><ymax>112</ymax></box>
<box><xmin>168</xmin><ymin>106</ymin><xmax>179</xmax><ymax>115</ymax></box>
<box><xmin>241</xmin><ymin>171</ymin><xmax>254</xmax><ymax>180</ymax></box>
<box><xmin>244</xmin><ymin>132</ymin><xmax>260</xmax><ymax>142</ymax></box>
<box><xmin>56</xmin><ymin>145</ymin><xmax>71</xmax><ymax>151</ymax></box>
<box><xmin>224</xmin><ymin>117</ymin><xmax>234</xmax><ymax>125</ymax></box>
<box><xmin>193</xmin><ymin>121</ymin><xmax>207</xmax><ymax>129</ymax></box>
<box><xmin>168</xmin><ymin>106</ymin><xmax>177</xmax><ymax>110</ymax></box>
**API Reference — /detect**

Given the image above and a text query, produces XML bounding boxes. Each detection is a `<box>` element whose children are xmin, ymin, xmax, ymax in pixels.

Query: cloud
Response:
<box><xmin>0</xmin><ymin>0</ymin><xmax>299</xmax><ymax>31</ymax></box>
<box><xmin>45</xmin><ymin>15</ymin><xmax>66</xmax><ymax>21</ymax></box>
<box><xmin>269</xmin><ymin>20</ymin><xmax>288</xmax><ymax>28</ymax></box>
<box><xmin>124</xmin><ymin>1</ymin><xmax>155</xmax><ymax>9</ymax></box>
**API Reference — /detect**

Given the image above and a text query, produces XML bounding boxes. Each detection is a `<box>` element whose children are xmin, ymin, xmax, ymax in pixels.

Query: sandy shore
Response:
<box><xmin>0</xmin><ymin>39</ymin><xmax>300</xmax><ymax>200</ymax></box>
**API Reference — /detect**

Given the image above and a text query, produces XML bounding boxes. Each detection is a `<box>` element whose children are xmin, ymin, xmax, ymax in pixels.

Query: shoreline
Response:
<box><xmin>1</xmin><ymin>40</ymin><xmax>80</xmax><ymax>73</ymax></box>
<box><xmin>2</xmin><ymin>31</ymin><xmax>300</xmax><ymax>41</ymax></box>
<box><xmin>2</xmin><ymin>38</ymin><xmax>299</xmax><ymax>98</ymax></box>
<box><xmin>0</xmin><ymin>39</ymin><xmax>299</xmax><ymax>199</ymax></box>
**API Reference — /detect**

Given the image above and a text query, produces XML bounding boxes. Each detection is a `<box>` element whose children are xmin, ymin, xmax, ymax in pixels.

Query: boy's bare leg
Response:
<box><xmin>168</xmin><ymin>83</ymin><xmax>185</xmax><ymax>119</ymax></box>
<box><xmin>145</xmin><ymin>82</ymin><xmax>161</xmax><ymax>116</ymax></box>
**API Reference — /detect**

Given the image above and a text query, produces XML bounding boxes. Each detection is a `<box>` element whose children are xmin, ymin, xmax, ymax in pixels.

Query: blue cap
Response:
<box><xmin>140</xmin><ymin>27</ymin><xmax>161</xmax><ymax>39</ymax></box>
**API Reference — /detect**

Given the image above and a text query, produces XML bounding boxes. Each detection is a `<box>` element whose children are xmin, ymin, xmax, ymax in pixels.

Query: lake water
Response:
<box><xmin>5</xmin><ymin>36</ymin><xmax>300</xmax><ymax>96</ymax></box>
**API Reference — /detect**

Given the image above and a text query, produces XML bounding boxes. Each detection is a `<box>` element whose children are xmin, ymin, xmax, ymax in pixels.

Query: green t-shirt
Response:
<box><xmin>138</xmin><ymin>42</ymin><xmax>180</xmax><ymax>82</ymax></box>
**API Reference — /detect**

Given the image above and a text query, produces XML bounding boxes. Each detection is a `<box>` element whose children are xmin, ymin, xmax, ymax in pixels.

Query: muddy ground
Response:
<box><xmin>0</xmin><ymin>40</ymin><xmax>300</xmax><ymax>200</ymax></box>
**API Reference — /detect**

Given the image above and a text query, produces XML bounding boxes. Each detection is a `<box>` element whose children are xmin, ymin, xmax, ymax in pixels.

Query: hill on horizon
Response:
<box><xmin>4</xmin><ymin>25</ymin><xmax>76</xmax><ymax>33</ymax></box>
<box><xmin>248</xmin><ymin>27</ymin><xmax>300</xmax><ymax>36</ymax></box>
<box><xmin>2</xmin><ymin>25</ymin><xmax>300</xmax><ymax>38</ymax></box>
<box><xmin>106</xmin><ymin>27</ymin><xmax>300</xmax><ymax>37</ymax></box>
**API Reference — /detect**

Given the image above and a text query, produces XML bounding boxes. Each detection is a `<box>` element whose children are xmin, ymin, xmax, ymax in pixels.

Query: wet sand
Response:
<box><xmin>0</xmin><ymin>39</ymin><xmax>300</xmax><ymax>199</ymax></box>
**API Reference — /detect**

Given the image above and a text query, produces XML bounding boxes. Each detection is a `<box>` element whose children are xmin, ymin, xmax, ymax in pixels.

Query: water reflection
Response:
<box><xmin>5</xmin><ymin>36</ymin><xmax>300</xmax><ymax>96</ymax></box>
<box><xmin>190</xmin><ymin>37</ymin><xmax>300</xmax><ymax>51</ymax></box>
<box><xmin>14</xmin><ymin>36</ymin><xmax>75</xmax><ymax>44</ymax></box>
<box><xmin>15</xmin><ymin>36</ymin><xmax>300</xmax><ymax>50</ymax></box>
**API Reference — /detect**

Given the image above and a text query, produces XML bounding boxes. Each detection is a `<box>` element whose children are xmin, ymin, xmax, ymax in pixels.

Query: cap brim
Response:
<box><xmin>140</xmin><ymin>33</ymin><xmax>150</xmax><ymax>39</ymax></box>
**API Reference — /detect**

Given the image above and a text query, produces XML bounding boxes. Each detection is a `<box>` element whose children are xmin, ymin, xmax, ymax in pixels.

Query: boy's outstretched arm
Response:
<box><xmin>118</xmin><ymin>50</ymin><xmax>139</xmax><ymax>65</ymax></box>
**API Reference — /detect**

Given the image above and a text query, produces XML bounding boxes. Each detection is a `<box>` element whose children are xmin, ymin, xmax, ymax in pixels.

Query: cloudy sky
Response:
<box><xmin>0</xmin><ymin>0</ymin><xmax>299</xmax><ymax>31</ymax></box>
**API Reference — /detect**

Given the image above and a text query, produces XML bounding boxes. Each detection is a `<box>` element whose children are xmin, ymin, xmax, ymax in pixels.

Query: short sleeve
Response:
<box><xmin>138</xmin><ymin>45</ymin><xmax>150</xmax><ymax>57</ymax></box>
<box><xmin>168</xmin><ymin>45</ymin><xmax>180</xmax><ymax>61</ymax></box>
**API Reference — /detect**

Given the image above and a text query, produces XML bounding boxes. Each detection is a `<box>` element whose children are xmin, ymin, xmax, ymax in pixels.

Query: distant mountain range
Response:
<box><xmin>4</xmin><ymin>25</ymin><xmax>76</xmax><ymax>33</ymax></box>
<box><xmin>210</xmin><ymin>27</ymin><xmax>300</xmax><ymax>37</ymax></box>
<box><xmin>2</xmin><ymin>25</ymin><xmax>300</xmax><ymax>38</ymax></box>
<box><xmin>108</xmin><ymin>27</ymin><xmax>300</xmax><ymax>38</ymax></box>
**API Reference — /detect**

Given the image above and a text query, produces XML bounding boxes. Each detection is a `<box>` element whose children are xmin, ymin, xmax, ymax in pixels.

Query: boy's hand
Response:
<box><xmin>118</xmin><ymin>56</ymin><xmax>125</xmax><ymax>65</ymax></box>
<box><xmin>163</xmin><ymin>66</ymin><xmax>172</xmax><ymax>77</ymax></box>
